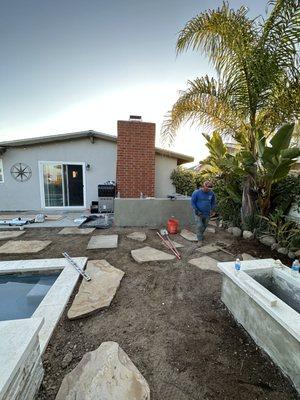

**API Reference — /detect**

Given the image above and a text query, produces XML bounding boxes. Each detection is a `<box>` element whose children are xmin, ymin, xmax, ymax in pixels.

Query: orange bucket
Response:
<box><xmin>167</xmin><ymin>218</ymin><xmax>179</xmax><ymax>234</ymax></box>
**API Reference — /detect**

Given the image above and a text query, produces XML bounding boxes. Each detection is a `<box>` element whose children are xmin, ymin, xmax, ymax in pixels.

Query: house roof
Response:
<box><xmin>0</xmin><ymin>130</ymin><xmax>194</xmax><ymax>164</ymax></box>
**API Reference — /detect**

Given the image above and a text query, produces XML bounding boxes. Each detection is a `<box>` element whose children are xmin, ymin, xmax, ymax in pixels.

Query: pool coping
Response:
<box><xmin>217</xmin><ymin>258</ymin><xmax>300</xmax><ymax>342</ymax></box>
<box><xmin>0</xmin><ymin>257</ymin><xmax>87</xmax><ymax>352</ymax></box>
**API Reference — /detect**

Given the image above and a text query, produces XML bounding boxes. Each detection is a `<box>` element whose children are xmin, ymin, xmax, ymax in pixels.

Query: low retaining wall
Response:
<box><xmin>114</xmin><ymin>198</ymin><xmax>194</xmax><ymax>228</ymax></box>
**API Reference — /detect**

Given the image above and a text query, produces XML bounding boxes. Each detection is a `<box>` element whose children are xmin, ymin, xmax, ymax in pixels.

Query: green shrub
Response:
<box><xmin>170</xmin><ymin>167</ymin><xmax>203</xmax><ymax>195</ymax></box>
<box><xmin>270</xmin><ymin>175</ymin><xmax>300</xmax><ymax>214</ymax></box>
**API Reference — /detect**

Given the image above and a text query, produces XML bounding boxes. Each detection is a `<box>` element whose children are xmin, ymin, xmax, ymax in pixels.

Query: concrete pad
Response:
<box><xmin>242</xmin><ymin>253</ymin><xmax>256</xmax><ymax>260</ymax></box>
<box><xmin>58</xmin><ymin>227</ymin><xmax>95</xmax><ymax>235</ymax></box>
<box><xmin>197</xmin><ymin>244</ymin><xmax>220</xmax><ymax>254</ymax></box>
<box><xmin>180</xmin><ymin>229</ymin><xmax>197</xmax><ymax>242</ymax></box>
<box><xmin>0</xmin><ymin>240</ymin><xmax>51</xmax><ymax>254</ymax></box>
<box><xmin>126</xmin><ymin>232</ymin><xmax>147</xmax><ymax>242</ymax></box>
<box><xmin>0</xmin><ymin>231</ymin><xmax>25</xmax><ymax>240</ymax></box>
<box><xmin>87</xmin><ymin>235</ymin><xmax>118</xmax><ymax>250</ymax></box>
<box><xmin>131</xmin><ymin>246</ymin><xmax>175</xmax><ymax>263</ymax></box>
<box><xmin>55</xmin><ymin>341</ymin><xmax>150</xmax><ymax>400</ymax></box>
<box><xmin>68</xmin><ymin>260</ymin><xmax>124</xmax><ymax>320</ymax></box>
<box><xmin>188</xmin><ymin>256</ymin><xmax>219</xmax><ymax>272</ymax></box>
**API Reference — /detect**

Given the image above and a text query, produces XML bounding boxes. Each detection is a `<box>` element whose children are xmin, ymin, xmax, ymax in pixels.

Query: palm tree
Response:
<box><xmin>162</xmin><ymin>0</ymin><xmax>300</xmax><ymax>220</ymax></box>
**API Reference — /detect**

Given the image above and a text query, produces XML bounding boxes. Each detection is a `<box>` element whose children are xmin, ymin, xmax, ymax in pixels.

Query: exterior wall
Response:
<box><xmin>114</xmin><ymin>198</ymin><xmax>194</xmax><ymax>227</ymax></box>
<box><xmin>116</xmin><ymin>120</ymin><xmax>155</xmax><ymax>198</ymax></box>
<box><xmin>155</xmin><ymin>154</ymin><xmax>176</xmax><ymax>197</ymax></box>
<box><xmin>0</xmin><ymin>138</ymin><xmax>116</xmax><ymax>211</ymax></box>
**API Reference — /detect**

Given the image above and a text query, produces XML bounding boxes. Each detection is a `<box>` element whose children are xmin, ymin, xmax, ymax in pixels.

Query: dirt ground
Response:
<box><xmin>0</xmin><ymin>225</ymin><xmax>298</xmax><ymax>400</ymax></box>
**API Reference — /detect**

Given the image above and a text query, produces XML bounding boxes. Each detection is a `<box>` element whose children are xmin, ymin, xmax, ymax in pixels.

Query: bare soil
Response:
<box><xmin>0</xmin><ymin>226</ymin><xmax>298</xmax><ymax>400</ymax></box>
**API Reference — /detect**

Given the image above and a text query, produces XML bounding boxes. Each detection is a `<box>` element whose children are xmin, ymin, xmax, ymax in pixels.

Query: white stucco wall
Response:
<box><xmin>155</xmin><ymin>154</ymin><xmax>176</xmax><ymax>198</ymax></box>
<box><xmin>0</xmin><ymin>138</ymin><xmax>117</xmax><ymax>211</ymax></box>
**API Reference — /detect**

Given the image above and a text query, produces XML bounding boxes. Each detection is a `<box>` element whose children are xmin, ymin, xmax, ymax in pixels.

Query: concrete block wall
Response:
<box><xmin>116</xmin><ymin>120</ymin><xmax>155</xmax><ymax>198</ymax></box>
<box><xmin>114</xmin><ymin>198</ymin><xmax>194</xmax><ymax>228</ymax></box>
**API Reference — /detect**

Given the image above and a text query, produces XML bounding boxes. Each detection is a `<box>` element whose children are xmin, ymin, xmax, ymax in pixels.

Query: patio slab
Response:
<box><xmin>58</xmin><ymin>227</ymin><xmax>95</xmax><ymax>235</ymax></box>
<box><xmin>188</xmin><ymin>256</ymin><xmax>219</xmax><ymax>272</ymax></box>
<box><xmin>126</xmin><ymin>232</ymin><xmax>147</xmax><ymax>242</ymax></box>
<box><xmin>0</xmin><ymin>231</ymin><xmax>25</xmax><ymax>240</ymax></box>
<box><xmin>131</xmin><ymin>246</ymin><xmax>175</xmax><ymax>263</ymax></box>
<box><xmin>55</xmin><ymin>341</ymin><xmax>150</xmax><ymax>400</ymax></box>
<box><xmin>196</xmin><ymin>244</ymin><xmax>220</xmax><ymax>254</ymax></box>
<box><xmin>87</xmin><ymin>235</ymin><xmax>118</xmax><ymax>250</ymax></box>
<box><xmin>180</xmin><ymin>229</ymin><xmax>198</xmax><ymax>242</ymax></box>
<box><xmin>68</xmin><ymin>260</ymin><xmax>124</xmax><ymax>320</ymax></box>
<box><xmin>0</xmin><ymin>240</ymin><xmax>51</xmax><ymax>254</ymax></box>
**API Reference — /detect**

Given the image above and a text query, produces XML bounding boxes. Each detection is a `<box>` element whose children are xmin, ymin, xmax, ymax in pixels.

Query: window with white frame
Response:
<box><xmin>0</xmin><ymin>159</ymin><xmax>3</xmax><ymax>182</ymax></box>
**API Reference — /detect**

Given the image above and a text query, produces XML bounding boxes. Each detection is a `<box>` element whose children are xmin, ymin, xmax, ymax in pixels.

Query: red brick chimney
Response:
<box><xmin>116</xmin><ymin>116</ymin><xmax>155</xmax><ymax>198</ymax></box>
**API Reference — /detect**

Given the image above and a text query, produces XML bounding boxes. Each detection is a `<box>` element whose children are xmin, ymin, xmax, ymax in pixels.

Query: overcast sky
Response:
<box><xmin>0</xmin><ymin>0</ymin><xmax>268</xmax><ymax>163</ymax></box>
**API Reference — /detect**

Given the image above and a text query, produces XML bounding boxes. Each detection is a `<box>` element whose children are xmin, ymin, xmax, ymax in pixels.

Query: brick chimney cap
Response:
<box><xmin>129</xmin><ymin>115</ymin><xmax>142</xmax><ymax>121</ymax></box>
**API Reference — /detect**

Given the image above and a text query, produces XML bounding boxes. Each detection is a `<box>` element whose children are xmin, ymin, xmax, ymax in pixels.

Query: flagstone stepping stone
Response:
<box><xmin>68</xmin><ymin>260</ymin><xmax>124</xmax><ymax>319</ymax></box>
<box><xmin>55</xmin><ymin>341</ymin><xmax>150</xmax><ymax>400</ymax></box>
<box><xmin>242</xmin><ymin>253</ymin><xmax>256</xmax><ymax>260</ymax></box>
<box><xmin>0</xmin><ymin>240</ymin><xmax>51</xmax><ymax>254</ymax></box>
<box><xmin>87</xmin><ymin>235</ymin><xmax>118</xmax><ymax>249</ymax></box>
<box><xmin>58</xmin><ymin>227</ymin><xmax>95</xmax><ymax>235</ymax></box>
<box><xmin>197</xmin><ymin>244</ymin><xmax>220</xmax><ymax>254</ymax></box>
<box><xmin>0</xmin><ymin>231</ymin><xmax>25</xmax><ymax>240</ymax></box>
<box><xmin>180</xmin><ymin>229</ymin><xmax>197</xmax><ymax>242</ymax></box>
<box><xmin>169</xmin><ymin>240</ymin><xmax>184</xmax><ymax>248</ymax></box>
<box><xmin>127</xmin><ymin>231</ymin><xmax>147</xmax><ymax>242</ymax></box>
<box><xmin>206</xmin><ymin>226</ymin><xmax>216</xmax><ymax>234</ymax></box>
<box><xmin>131</xmin><ymin>246</ymin><xmax>175</xmax><ymax>263</ymax></box>
<box><xmin>188</xmin><ymin>256</ymin><xmax>219</xmax><ymax>272</ymax></box>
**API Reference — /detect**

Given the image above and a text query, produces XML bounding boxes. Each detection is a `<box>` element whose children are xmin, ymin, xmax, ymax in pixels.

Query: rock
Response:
<box><xmin>271</xmin><ymin>243</ymin><xmax>279</xmax><ymax>251</ymax></box>
<box><xmin>59</xmin><ymin>227</ymin><xmax>95</xmax><ymax>235</ymax></box>
<box><xmin>206</xmin><ymin>226</ymin><xmax>216</xmax><ymax>234</ymax></box>
<box><xmin>0</xmin><ymin>231</ymin><xmax>25</xmax><ymax>240</ymax></box>
<box><xmin>242</xmin><ymin>253</ymin><xmax>256</xmax><ymax>260</ymax></box>
<box><xmin>62</xmin><ymin>352</ymin><xmax>73</xmax><ymax>369</ymax></box>
<box><xmin>295</xmin><ymin>250</ymin><xmax>300</xmax><ymax>257</ymax></box>
<box><xmin>188</xmin><ymin>256</ymin><xmax>219</xmax><ymax>272</ymax></box>
<box><xmin>131</xmin><ymin>246</ymin><xmax>175</xmax><ymax>263</ymax></box>
<box><xmin>232</xmin><ymin>227</ymin><xmax>242</xmax><ymax>237</ymax></box>
<box><xmin>180</xmin><ymin>229</ymin><xmax>197</xmax><ymax>242</ymax></box>
<box><xmin>243</xmin><ymin>231</ymin><xmax>254</xmax><ymax>240</ymax></box>
<box><xmin>288</xmin><ymin>251</ymin><xmax>296</xmax><ymax>259</ymax></box>
<box><xmin>227</xmin><ymin>227</ymin><xmax>234</xmax><ymax>234</ymax></box>
<box><xmin>277</xmin><ymin>247</ymin><xmax>288</xmax><ymax>255</ymax></box>
<box><xmin>259</xmin><ymin>235</ymin><xmax>276</xmax><ymax>247</ymax></box>
<box><xmin>55</xmin><ymin>341</ymin><xmax>150</xmax><ymax>400</ymax></box>
<box><xmin>127</xmin><ymin>232</ymin><xmax>147</xmax><ymax>242</ymax></box>
<box><xmin>196</xmin><ymin>244</ymin><xmax>220</xmax><ymax>254</ymax></box>
<box><xmin>0</xmin><ymin>240</ymin><xmax>51</xmax><ymax>254</ymax></box>
<box><xmin>68</xmin><ymin>260</ymin><xmax>124</xmax><ymax>320</ymax></box>
<box><xmin>87</xmin><ymin>235</ymin><xmax>118</xmax><ymax>249</ymax></box>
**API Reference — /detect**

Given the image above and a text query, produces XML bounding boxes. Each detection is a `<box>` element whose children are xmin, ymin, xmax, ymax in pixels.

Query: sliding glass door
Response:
<box><xmin>42</xmin><ymin>162</ymin><xmax>84</xmax><ymax>207</ymax></box>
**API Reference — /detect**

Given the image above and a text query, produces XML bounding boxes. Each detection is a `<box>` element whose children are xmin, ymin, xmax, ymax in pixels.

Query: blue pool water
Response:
<box><xmin>0</xmin><ymin>273</ymin><xmax>60</xmax><ymax>321</ymax></box>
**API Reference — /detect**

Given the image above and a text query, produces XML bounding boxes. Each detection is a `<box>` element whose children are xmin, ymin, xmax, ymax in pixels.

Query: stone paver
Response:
<box><xmin>131</xmin><ymin>246</ymin><xmax>175</xmax><ymax>263</ymax></box>
<box><xmin>206</xmin><ymin>226</ymin><xmax>216</xmax><ymax>234</ymax></box>
<box><xmin>87</xmin><ymin>235</ymin><xmax>118</xmax><ymax>249</ymax></box>
<box><xmin>0</xmin><ymin>240</ymin><xmax>51</xmax><ymax>254</ymax></box>
<box><xmin>55</xmin><ymin>341</ymin><xmax>150</xmax><ymax>400</ymax></box>
<box><xmin>127</xmin><ymin>232</ymin><xmax>147</xmax><ymax>242</ymax></box>
<box><xmin>58</xmin><ymin>227</ymin><xmax>95</xmax><ymax>235</ymax></box>
<box><xmin>68</xmin><ymin>260</ymin><xmax>124</xmax><ymax>320</ymax></box>
<box><xmin>188</xmin><ymin>256</ymin><xmax>219</xmax><ymax>272</ymax></box>
<box><xmin>0</xmin><ymin>231</ymin><xmax>25</xmax><ymax>240</ymax></box>
<box><xmin>197</xmin><ymin>244</ymin><xmax>220</xmax><ymax>254</ymax></box>
<box><xmin>169</xmin><ymin>240</ymin><xmax>184</xmax><ymax>248</ymax></box>
<box><xmin>180</xmin><ymin>229</ymin><xmax>197</xmax><ymax>242</ymax></box>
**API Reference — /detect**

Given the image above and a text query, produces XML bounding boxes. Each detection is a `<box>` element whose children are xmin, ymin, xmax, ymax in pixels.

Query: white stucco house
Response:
<box><xmin>0</xmin><ymin>118</ymin><xmax>193</xmax><ymax>211</ymax></box>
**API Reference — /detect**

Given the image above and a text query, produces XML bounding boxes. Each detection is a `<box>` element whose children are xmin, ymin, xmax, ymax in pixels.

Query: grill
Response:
<box><xmin>97</xmin><ymin>182</ymin><xmax>116</xmax><ymax>213</ymax></box>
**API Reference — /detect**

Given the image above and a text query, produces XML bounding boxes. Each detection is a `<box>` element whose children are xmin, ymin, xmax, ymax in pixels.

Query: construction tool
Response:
<box><xmin>62</xmin><ymin>252</ymin><xmax>91</xmax><ymax>281</ymax></box>
<box><xmin>157</xmin><ymin>229</ymin><xmax>181</xmax><ymax>260</ymax></box>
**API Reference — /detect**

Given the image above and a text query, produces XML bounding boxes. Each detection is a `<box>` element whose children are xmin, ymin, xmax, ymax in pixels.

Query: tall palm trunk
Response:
<box><xmin>241</xmin><ymin>175</ymin><xmax>256</xmax><ymax>224</ymax></box>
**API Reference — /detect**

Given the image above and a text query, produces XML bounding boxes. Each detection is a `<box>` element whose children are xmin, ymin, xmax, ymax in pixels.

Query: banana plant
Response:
<box><xmin>255</xmin><ymin>123</ymin><xmax>300</xmax><ymax>215</ymax></box>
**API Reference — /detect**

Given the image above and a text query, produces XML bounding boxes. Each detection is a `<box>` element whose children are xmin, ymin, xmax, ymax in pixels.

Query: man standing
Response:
<box><xmin>191</xmin><ymin>181</ymin><xmax>216</xmax><ymax>244</ymax></box>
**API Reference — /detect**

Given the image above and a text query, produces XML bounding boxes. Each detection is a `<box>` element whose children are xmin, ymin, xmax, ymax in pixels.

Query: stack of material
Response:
<box><xmin>0</xmin><ymin>318</ymin><xmax>44</xmax><ymax>400</ymax></box>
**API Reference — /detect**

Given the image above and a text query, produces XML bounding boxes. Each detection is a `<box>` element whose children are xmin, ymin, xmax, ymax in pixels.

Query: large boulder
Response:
<box><xmin>232</xmin><ymin>227</ymin><xmax>242</xmax><ymax>237</ymax></box>
<box><xmin>243</xmin><ymin>231</ymin><xmax>254</xmax><ymax>240</ymax></box>
<box><xmin>259</xmin><ymin>235</ymin><xmax>276</xmax><ymax>247</ymax></box>
<box><xmin>55</xmin><ymin>342</ymin><xmax>150</xmax><ymax>400</ymax></box>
